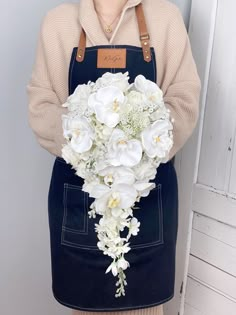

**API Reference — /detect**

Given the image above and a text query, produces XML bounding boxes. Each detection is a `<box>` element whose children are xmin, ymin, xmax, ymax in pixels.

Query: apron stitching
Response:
<box><xmin>62</xmin><ymin>184</ymin><xmax>88</xmax><ymax>234</ymax></box>
<box><xmin>52</xmin><ymin>287</ymin><xmax>174</xmax><ymax>311</ymax></box>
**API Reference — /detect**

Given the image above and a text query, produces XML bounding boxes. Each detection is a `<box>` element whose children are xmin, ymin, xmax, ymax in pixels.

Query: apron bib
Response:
<box><xmin>48</xmin><ymin>3</ymin><xmax>178</xmax><ymax>312</ymax></box>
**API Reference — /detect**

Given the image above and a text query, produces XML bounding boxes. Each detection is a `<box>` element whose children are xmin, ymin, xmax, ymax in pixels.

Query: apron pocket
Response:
<box><xmin>127</xmin><ymin>183</ymin><xmax>164</xmax><ymax>249</ymax></box>
<box><xmin>61</xmin><ymin>183</ymin><xmax>164</xmax><ymax>250</ymax></box>
<box><xmin>61</xmin><ymin>183</ymin><xmax>100</xmax><ymax>250</ymax></box>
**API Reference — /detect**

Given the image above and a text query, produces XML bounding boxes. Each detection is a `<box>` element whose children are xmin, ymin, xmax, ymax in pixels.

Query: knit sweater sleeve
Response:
<box><xmin>161</xmin><ymin>7</ymin><xmax>201</xmax><ymax>161</ymax></box>
<box><xmin>26</xmin><ymin>12</ymin><xmax>68</xmax><ymax>158</ymax></box>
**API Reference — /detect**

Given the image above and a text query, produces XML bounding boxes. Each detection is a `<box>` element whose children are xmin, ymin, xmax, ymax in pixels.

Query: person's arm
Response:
<box><xmin>26</xmin><ymin>13</ymin><xmax>68</xmax><ymax>158</ymax></box>
<box><xmin>162</xmin><ymin>7</ymin><xmax>201</xmax><ymax>161</ymax></box>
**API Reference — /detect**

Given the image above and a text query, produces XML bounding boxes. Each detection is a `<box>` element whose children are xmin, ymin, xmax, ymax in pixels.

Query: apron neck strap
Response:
<box><xmin>76</xmin><ymin>3</ymin><xmax>151</xmax><ymax>63</ymax></box>
<box><xmin>135</xmin><ymin>3</ymin><xmax>151</xmax><ymax>62</ymax></box>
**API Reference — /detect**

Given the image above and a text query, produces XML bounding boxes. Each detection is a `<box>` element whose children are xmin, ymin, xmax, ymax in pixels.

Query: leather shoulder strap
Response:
<box><xmin>76</xmin><ymin>28</ymin><xmax>86</xmax><ymax>62</ymax></box>
<box><xmin>135</xmin><ymin>3</ymin><xmax>152</xmax><ymax>62</ymax></box>
<box><xmin>76</xmin><ymin>3</ymin><xmax>151</xmax><ymax>62</ymax></box>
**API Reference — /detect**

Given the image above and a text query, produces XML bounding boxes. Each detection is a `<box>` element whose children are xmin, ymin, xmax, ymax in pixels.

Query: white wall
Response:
<box><xmin>0</xmin><ymin>1</ymin><xmax>191</xmax><ymax>314</ymax></box>
<box><xmin>170</xmin><ymin>0</ymin><xmax>192</xmax><ymax>26</ymax></box>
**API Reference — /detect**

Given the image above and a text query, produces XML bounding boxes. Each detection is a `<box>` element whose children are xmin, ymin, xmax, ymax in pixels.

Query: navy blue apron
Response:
<box><xmin>48</xmin><ymin>3</ymin><xmax>178</xmax><ymax>312</ymax></box>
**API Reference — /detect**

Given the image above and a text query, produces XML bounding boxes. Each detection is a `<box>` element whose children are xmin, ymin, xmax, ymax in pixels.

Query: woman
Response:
<box><xmin>27</xmin><ymin>0</ymin><xmax>201</xmax><ymax>314</ymax></box>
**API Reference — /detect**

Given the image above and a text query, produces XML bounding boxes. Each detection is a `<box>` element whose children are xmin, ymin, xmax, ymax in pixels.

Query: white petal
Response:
<box><xmin>97</xmin><ymin>86</ymin><xmax>124</xmax><ymax>104</ymax></box>
<box><xmin>120</xmin><ymin>140</ymin><xmax>143</xmax><ymax>167</ymax></box>
<box><xmin>90</xmin><ymin>184</ymin><xmax>110</xmax><ymax>198</ymax></box>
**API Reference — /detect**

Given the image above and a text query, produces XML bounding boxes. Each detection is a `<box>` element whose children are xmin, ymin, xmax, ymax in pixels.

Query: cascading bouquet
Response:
<box><xmin>61</xmin><ymin>71</ymin><xmax>174</xmax><ymax>297</ymax></box>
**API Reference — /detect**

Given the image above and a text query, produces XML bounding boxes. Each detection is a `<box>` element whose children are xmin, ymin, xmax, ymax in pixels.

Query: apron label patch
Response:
<box><xmin>97</xmin><ymin>48</ymin><xmax>127</xmax><ymax>68</ymax></box>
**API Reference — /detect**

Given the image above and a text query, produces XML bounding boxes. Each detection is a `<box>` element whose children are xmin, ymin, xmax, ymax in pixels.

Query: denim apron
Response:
<box><xmin>48</xmin><ymin>3</ymin><xmax>178</xmax><ymax>312</ymax></box>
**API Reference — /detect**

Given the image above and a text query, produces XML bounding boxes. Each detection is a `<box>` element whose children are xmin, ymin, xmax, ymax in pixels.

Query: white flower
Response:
<box><xmin>133</xmin><ymin>161</ymin><xmax>157</xmax><ymax>181</ymax></box>
<box><xmin>105</xmin><ymin>260</ymin><xmax>118</xmax><ymax>276</ymax></box>
<box><xmin>127</xmin><ymin>90</ymin><xmax>145</xmax><ymax>108</ymax></box>
<box><xmin>150</xmin><ymin>106</ymin><xmax>168</xmax><ymax>121</ymax></box>
<box><xmin>95</xmin><ymin>71</ymin><xmax>130</xmax><ymax>92</ymax></box>
<box><xmin>98</xmin><ymin>166</ymin><xmax>135</xmax><ymax>186</ymax></box>
<box><xmin>75</xmin><ymin>161</ymin><xmax>88</xmax><ymax>178</ymax></box>
<box><xmin>141</xmin><ymin>120</ymin><xmax>173</xmax><ymax>158</ymax></box>
<box><xmin>61</xmin><ymin>145</ymin><xmax>80</xmax><ymax>167</ymax></box>
<box><xmin>107</xmin><ymin>129</ymin><xmax>142</xmax><ymax>167</ymax></box>
<box><xmin>67</xmin><ymin>117</ymin><xmax>95</xmax><ymax>153</ymax></box>
<box><xmin>134</xmin><ymin>181</ymin><xmax>156</xmax><ymax>197</ymax></box>
<box><xmin>88</xmin><ymin>86</ymin><xmax>126</xmax><ymax>128</ymax></box>
<box><xmin>117</xmin><ymin>256</ymin><xmax>130</xmax><ymax>270</ymax></box>
<box><xmin>134</xmin><ymin>74</ymin><xmax>163</xmax><ymax>105</ymax></box>
<box><xmin>82</xmin><ymin>178</ymin><xmax>101</xmax><ymax>194</ymax></box>
<box><xmin>129</xmin><ymin>217</ymin><xmax>140</xmax><ymax>236</ymax></box>
<box><xmin>90</xmin><ymin>183</ymin><xmax>137</xmax><ymax>215</ymax></box>
<box><xmin>62</xmin><ymin>84</ymin><xmax>92</xmax><ymax>113</ymax></box>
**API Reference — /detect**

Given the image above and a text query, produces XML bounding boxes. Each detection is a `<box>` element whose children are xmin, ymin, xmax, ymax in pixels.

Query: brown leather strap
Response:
<box><xmin>76</xmin><ymin>28</ymin><xmax>86</xmax><ymax>62</ymax></box>
<box><xmin>135</xmin><ymin>3</ymin><xmax>152</xmax><ymax>62</ymax></box>
<box><xmin>76</xmin><ymin>3</ymin><xmax>151</xmax><ymax>63</ymax></box>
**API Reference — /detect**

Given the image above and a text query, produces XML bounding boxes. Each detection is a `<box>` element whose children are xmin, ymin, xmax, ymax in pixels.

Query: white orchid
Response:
<box><xmin>133</xmin><ymin>160</ymin><xmax>157</xmax><ymax>181</ymax></box>
<box><xmin>134</xmin><ymin>181</ymin><xmax>156</xmax><ymax>197</ymax></box>
<box><xmin>141</xmin><ymin>119</ymin><xmax>173</xmax><ymax>158</ymax></box>
<box><xmin>90</xmin><ymin>183</ymin><xmax>138</xmax><ymax>215</ymax></box>
<box><xmin>107</xmin><ymin>129</ymin><xmax>143</xmax><ymax>167</ymax></box>
<box><xmin>65</xmin><ymin>116</ymin><xmax>95</xmax><ymax>153</ymax></box>
<box><xmin>98</xmin><ymin>166</ymin><xmax>135</xmax><ymax>186</ymax></box>
<box><xmin>88</xmin><ymin>86</ymin><xmax>126</xmax><ymax>128</ymax></box>
<box><xmin>82</xmin><ymin>178</ymin><xmax>101</xmax><ymax>195</ymax></box>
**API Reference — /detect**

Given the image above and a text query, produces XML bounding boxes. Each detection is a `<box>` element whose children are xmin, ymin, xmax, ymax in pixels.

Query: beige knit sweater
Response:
<box><xmin>26</xmin><ymin>0</ymin><xmax>201</xmax><ymax>162</ymax></box>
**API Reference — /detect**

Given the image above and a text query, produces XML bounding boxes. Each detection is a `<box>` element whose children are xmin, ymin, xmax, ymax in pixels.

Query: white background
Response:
<box><xmin>0</xmin><ymin>1</ymin><xmax>191</xmax><ymax>314</ymax></box>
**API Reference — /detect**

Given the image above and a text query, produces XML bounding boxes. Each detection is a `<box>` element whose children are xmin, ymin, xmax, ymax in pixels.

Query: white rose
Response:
<box><xmin>62</xmin><ymin>84</ymin><xmax>91</xmax><ymax>113</ymax></box>
<box><xmin>127</xmin><ymin>90</ymin><xmax>145</xmax><ymax>107</ymax></box>
<box><xmin>75</xmin><ymin>161</ymin><xmax>88</xmax><ymax>178</ymax></box>
<box><xmin>150</xmin><ymin>106</ymin><xmax>168</xmax><ymax>121</ymax></box>
<box><xmin>61</xmin><ymin>145</ymin><xmax>80</xmax><ymax>167</ymax></box>
<box><xmin>95</xmin><ymin>71</ymin><xmax>130</xmax><ymax>92</ymax></box>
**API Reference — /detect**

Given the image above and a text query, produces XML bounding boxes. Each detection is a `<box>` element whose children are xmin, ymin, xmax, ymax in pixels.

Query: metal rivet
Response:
<box><xmin>78</xmin><ymin>54</ymin><xmax>82</xmax><ymax>58</ymax></box>
<box><xmin>145</xmin><ymin>55</ymin><xmax>149</xmax><ymax>59</ymax></box>
<box><xmin>144</xmin><ymin>41</ymin><xmax>148</xmax><ymax>46</ymax></box>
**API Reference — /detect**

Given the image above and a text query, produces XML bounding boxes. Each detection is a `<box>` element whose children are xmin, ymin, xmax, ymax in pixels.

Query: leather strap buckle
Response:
<box><xmin>140</xmin><ymin>34</ymin><xmax>150</xmax><ymax>41</ymax></box>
